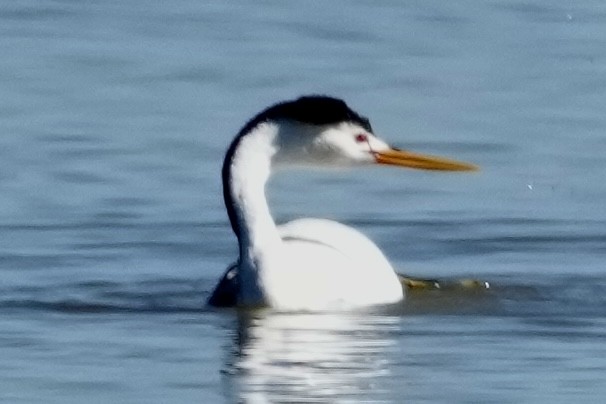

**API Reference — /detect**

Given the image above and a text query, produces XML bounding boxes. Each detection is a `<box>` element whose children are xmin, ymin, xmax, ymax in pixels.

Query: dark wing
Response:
<box><xmin>207</xmin><ymin>263</ymin><xmax>238</xmax><ymax>307</ymax></box>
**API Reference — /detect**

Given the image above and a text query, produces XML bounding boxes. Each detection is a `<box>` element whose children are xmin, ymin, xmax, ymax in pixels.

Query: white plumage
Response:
<box><xmin>208</xmin><ymin>96</ymin><xmax>476</xmax><ymax>311</ymax></box>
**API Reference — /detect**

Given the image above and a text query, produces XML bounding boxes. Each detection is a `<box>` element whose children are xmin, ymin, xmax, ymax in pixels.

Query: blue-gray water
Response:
<box><xmin>2</xmin><ymin>1</ymin><xmax>606</xmax><ymax>402</ymax></box>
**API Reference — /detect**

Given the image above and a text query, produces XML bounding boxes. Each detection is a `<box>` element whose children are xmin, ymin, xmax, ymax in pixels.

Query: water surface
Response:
<box><xmin>2</xmin><ymin>0</ymin><xmax>606</xmax><ymax>402</ymax></box>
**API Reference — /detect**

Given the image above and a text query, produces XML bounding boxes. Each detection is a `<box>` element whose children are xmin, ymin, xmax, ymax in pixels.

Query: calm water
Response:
<box><xmin>2</xmin><ymin>0</ymin><xmax>606</xmax><ymax>402</ymax></box>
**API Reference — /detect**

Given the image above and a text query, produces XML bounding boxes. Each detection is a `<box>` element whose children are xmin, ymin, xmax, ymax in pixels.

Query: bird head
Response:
<box><xmin>258</xmin><ymin>96</ymin><xmax>477</xmax><ymax>172</ymax></box>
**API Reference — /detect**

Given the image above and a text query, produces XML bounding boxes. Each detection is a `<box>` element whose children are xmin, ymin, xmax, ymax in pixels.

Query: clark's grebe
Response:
<box><xmin>209</xmin><ymin>96</ymin><xmax>477</xmax><ymax>311</ymax></box>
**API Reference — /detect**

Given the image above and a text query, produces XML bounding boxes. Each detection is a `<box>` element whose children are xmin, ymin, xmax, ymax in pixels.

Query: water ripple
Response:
<box><xmin>1</xmin><ymin>275</ymin><xmax>606</xmax><ymax>318</ymax></box>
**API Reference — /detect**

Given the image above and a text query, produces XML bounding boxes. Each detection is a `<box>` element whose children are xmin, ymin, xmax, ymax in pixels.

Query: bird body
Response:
<box><xmin>273</xmin><ymin>218</ymin><xmax>404</xmax><ymax>309</ymax></box>
<box><xmin>209</xmin><ymin>96</ymin><xmax>476</xmax><ymax>311</ymax></box>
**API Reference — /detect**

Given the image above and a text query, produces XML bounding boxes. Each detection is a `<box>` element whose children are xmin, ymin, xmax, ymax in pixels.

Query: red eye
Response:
<box><xmin>355</xmin><ymin>134</ymin><xmax>368</xmax><ymax>143</ymax></box>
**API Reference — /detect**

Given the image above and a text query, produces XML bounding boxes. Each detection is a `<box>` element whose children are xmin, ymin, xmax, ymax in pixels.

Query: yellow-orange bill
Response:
<box><xmin>374</xmin><ymin>148</ymin><xmax>478</xmax><ymax>172</ymax></box>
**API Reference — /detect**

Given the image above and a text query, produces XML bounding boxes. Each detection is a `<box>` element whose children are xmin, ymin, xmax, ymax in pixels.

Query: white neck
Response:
<box><xmin>224</xmin><ymin>123</ymin><xmax>282</xmax><ymax>302</ymax></box>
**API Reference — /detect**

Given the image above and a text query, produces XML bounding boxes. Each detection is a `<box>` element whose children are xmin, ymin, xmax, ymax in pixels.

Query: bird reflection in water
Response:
<box><xmin>224</xmin><ymin>310</ymin><xmax>400</xmax><ymax>403</ymax></box>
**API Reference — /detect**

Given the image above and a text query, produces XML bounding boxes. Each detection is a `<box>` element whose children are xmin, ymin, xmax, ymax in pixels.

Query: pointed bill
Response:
<box><xmin>374</xmin><ymin>148</ymin><xmax>478</xmax><ymax>171</ymax></box>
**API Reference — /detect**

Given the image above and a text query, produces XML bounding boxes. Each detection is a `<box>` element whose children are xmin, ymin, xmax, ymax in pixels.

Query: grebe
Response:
<box><xmin>209</xmin><ymin>96</ymin><xmax>476</xmax><ymax>310</ymax></box>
